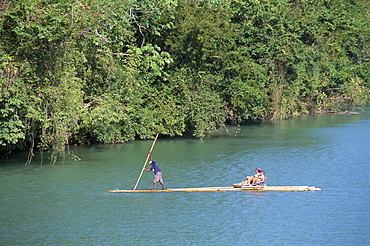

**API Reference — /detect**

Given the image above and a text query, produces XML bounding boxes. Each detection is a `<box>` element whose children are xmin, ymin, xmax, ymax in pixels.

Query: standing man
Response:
<box><xmin>144</xmin><ymin>153</ymin><xmax>165</xmax><ymax>190</ymax></box>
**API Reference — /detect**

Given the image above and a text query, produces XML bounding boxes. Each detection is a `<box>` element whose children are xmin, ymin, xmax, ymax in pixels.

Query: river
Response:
<box><xmin>1</xmin><ymin>108</ymin><xmax>369</xmax><ymax>245</ymax></box>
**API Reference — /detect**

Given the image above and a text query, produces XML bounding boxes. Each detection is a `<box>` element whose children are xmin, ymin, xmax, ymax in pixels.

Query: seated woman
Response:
<box><xmin>246</xmin><ymin>168</ymin><xmax>264</xmax><ymax>186</ymax></box>
<box><xmin>251</xmin><ymin>170</ymin><xmax>265</xmax><ymax>185</ymax></box>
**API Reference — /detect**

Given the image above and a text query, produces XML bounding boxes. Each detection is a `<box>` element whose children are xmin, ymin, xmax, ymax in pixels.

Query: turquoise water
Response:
<box><xmin>1</xmin><ymin>109</ymin><xmax>369</xmax><ymax>245</ymax></box>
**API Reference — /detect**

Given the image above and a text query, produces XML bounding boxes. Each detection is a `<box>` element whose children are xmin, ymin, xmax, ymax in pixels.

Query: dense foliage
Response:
<box><xmin>1</xmin><ymin>0</ymin><xmax>369</xmax><ymax>163</ymax></box>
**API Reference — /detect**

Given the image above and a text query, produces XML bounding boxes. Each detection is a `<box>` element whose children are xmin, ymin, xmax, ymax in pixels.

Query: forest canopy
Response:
<box><xmin>1</xmin><ymin>0</ymin><xmax>369</xmax><ymax>163</ymax></box>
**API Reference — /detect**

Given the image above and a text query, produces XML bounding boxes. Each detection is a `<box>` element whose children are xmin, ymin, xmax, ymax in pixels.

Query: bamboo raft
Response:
<box><xmin>106</xmin><ymin>186</ymin><xmax>321</xmax><ymax>193</ymax></box>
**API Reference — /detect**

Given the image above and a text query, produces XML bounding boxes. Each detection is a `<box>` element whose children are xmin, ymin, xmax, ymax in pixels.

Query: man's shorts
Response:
<box><xmin>153</xmin><ymin>172</ymin><xmax>164</xmax><ymax>184</ymax></box>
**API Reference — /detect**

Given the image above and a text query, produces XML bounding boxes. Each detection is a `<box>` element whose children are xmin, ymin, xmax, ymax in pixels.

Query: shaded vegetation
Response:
<box><xmin>1</xmin><ymin>0</ymin><xmax>369</xmax><ymax>163</ymax></box>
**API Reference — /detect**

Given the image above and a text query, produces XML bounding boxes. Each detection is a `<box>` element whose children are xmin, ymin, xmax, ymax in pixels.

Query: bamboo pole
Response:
<box><xmin>133</xmin><ymin>133</ymin><xmax>160</xmax><ymax>190</ymax></box>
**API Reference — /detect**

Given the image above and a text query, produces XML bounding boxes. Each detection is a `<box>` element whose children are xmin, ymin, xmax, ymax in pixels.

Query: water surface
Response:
<box><xmin>1</xmin><ymin>109</ymin><xmax>369</xmax><ymax>245</ymax></box>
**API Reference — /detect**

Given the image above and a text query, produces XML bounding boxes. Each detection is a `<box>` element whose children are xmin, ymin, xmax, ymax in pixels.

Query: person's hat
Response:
<box><xmin>149</xmin><ymin>161</ymin><xmax>153</xmax><ymax>164</ymax></box>
<box><xmin>256</xmin><ymin>168</ymin><xmax>261</xmax><ymax>171</ymax></box>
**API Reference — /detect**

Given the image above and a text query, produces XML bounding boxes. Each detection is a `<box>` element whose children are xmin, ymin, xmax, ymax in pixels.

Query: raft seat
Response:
<box><xmin>248</xmin><ymin>176</ymin><xmax>267</xmax><ymax>187</ymax></box>
<box><xmin>255</xmin><ymin>176</ymin><xmax>267</xmax><ymax>186</ymax></box>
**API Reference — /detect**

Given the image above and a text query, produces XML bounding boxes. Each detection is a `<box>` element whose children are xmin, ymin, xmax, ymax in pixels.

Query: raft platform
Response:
<box><xmin>106</xmin><ymin>186</ymin><xmax>321</xmax><ymax>193</ymax></box>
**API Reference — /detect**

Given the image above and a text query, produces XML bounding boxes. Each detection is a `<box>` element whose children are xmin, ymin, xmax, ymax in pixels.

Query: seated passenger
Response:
<box><xmin>252</xmin><ymin>170</ymin><xmax>265</xmax><ymax>185</ymax></box>
<box><xmin>246</xmin><ymin>168</ymin><xmax>261</xmax><ymax>184</ymax></box>
<box><xmin>246</xmin><ymin>168</ymin><xmax>264</xmax><ymax>186</ymax></box>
